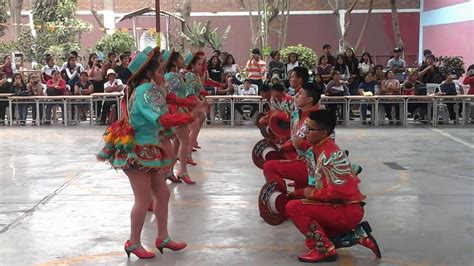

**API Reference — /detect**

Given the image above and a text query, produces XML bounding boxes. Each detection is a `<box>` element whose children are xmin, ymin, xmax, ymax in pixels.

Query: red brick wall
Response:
<box><xmin>22</xmin><ymin>0</ymin><xmax>419</xmax><ymax>13</ymax></box>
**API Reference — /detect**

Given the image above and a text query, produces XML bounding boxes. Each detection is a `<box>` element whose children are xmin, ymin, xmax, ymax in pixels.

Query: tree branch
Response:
<box><xmin>354</xmin><ymin>0</ymin><xmax>373</xmax><ymax>52</ymax></box>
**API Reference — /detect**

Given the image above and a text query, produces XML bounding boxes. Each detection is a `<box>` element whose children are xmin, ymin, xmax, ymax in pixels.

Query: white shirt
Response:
<box><xmin>286</xmin><ymin>61</ymin><xmax>300</xmax><ymax>75</ymax></box>
<box><xmin>239</xmin><ymin>87</ymin><xmax>256</xmax><ymax>96</ymax></box>
<box><xmin>104</xmin><ymin>79</ymin><xmax>124</xmax><ymax>92</ymax></box>
<box><xmin>41</xmin><ymin>65</ymin><xmax>61</xmax><ymax>77</ymax></box>
<box><xmin>223</xmin><ymin>64</ymin><xmax>239</xmax><ymax>75</ymax></box>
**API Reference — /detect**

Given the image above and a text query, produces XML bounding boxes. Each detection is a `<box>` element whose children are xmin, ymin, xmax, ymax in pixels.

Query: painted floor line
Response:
<box><xmin>428</xmin><ymin>127</ymin><xmax>474</xmax><ymax>149</ymax></box>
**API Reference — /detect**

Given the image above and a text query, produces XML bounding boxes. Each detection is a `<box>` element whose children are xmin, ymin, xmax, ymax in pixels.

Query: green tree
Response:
<box><xmin>32</xmin><ymin>0</ymin><xmax>91</xmax><ymax>63</ymax></box>
<box><xmin>95</xmin><ymin>31</ymin><xmax>137</xmax><ymax>55</ymax></box>
<box><xmin>0</xmin><ymin>0</ymin><xmax>8</xmax><ymax>37</ymax></box>
<box><xmin>281</xmin><ymin>44</ymin><xmax>317</xmax><ymax>69</ymax></box>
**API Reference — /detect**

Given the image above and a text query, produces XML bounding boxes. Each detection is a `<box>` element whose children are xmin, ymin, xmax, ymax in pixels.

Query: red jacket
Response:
<box><xmin>280</xmin><ymin>105</ymin><xmax>320</xmax><ymax>156</ymax></box>
<box><xmin>294</xmin><ymin>137</ymin><xmax>365</xmax><ymax>203</ymax></box>
<box><xmin>463</xmin><ymin>76</ymin><xmax>474</xmax><ymax>95</ymax></box>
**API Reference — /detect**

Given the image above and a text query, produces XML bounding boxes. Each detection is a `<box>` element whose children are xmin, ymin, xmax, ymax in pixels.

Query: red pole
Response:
<box><xmin>155</xmin><ymin>0</ymin><xmax>161</xmax><ymax>49</ymax></box>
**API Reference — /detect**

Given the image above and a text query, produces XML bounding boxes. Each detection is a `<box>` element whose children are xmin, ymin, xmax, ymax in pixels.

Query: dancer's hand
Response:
<box><xmin>303</xmin><ymin>187</ymin><xmax>314</xmax><ymax>199</ymax></box>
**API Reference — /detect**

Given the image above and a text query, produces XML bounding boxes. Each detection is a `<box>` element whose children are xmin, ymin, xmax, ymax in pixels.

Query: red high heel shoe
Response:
<box><xmin>187</xmin><ymin>159</ymin><xmax>197</xmax><ymax>166</ymax></box>
<box><xmin>124</xmin><ymin>240</ymin><xmax>155</xmax><ymax>259</ymax></box>
<box><xmin>178</xmin><ymin>173</ymin><xmax>196</xmax><ymax>185</ymax></box>
<box><xmin>155</xmin><ymin>236</ymin><xmax>187</xmax><ymax>254</ymax></box>
<box><xmin>193</xmin><ymin>144</ymin><xmax>201</xmax><ymax>149</ymax></box>
<box><xmin>147</xmin><ymin>202</ymin><xmax>154</xmax><ymax>212</ymax></box>
<box><xmin>166</xmin><ymin>173</ymin><xmax>182</xmax><ymax>183</ymax></box>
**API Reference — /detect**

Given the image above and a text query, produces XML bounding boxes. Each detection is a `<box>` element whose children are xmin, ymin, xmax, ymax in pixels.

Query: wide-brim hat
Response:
<box><xmin>162</xmin><ymin>50</ymin><xmax>171</xmax><ymax>62</ymax></box>
<box><xmin>268</xmin><ymin>111</ymin><xmax>291</xmax><ymax>139</ymax></box>
<box><xmin>184</xmin><ymin>51</ymin><xmax>194</xmax><ymax>67</ymax></box>
<box><xmin>106</xmin><ymin>69</ymin><xmax>117</xmax><ymax>78</ymax></box>
<box><xmin>258</xmin><ymin>181</ymin><xmax>289</xmax><ymax>226</ymax></box>
<box><xmin>128</xmin><ymin>46</ymin><xmax>161</xmax><ymax>84</ymax></box>
<box><xmin>252</xmin><ymin>139</ymin><xmax>284</xmax><ymax>169</ymax></box>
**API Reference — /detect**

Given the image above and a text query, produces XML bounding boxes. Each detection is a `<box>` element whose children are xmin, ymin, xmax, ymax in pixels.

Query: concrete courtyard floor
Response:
<box><xmin>0</xmin><ymin>123</ymin><xmax>473</xmax><ymax>266</ymax></box>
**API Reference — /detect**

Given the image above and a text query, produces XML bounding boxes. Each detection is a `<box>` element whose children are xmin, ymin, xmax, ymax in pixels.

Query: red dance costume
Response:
<box><xmin>263</xmin><ymin>105</ymin><xmax>320</xmax><ymax>192</ymax></box>
<box><xmin>285</xmin><ymin>137</ymin><xmax>380</xmax><ymax>262</ymax></box>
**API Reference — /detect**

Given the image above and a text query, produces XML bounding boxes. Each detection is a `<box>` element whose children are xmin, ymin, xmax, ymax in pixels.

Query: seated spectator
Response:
<box><xmin>236</xmin><ymin>79</ymin><xmax>258</xmax><ymax>119</ymax></box>
<box><xmin>100</xmin><ymin>69</ymin><xmax>123</xmax><ymax>125</ymax></box>
<box><xmin>74</xmin><ymin>71</ymin><xmax>94</xmax><ymax>121</ymax></box>
<box><xmin>64</xmin><ymin>55</ymin><xmax>83</xmax><ymax>90</ymax></box>
<box><xmin>41</xmin><ymin>55</ymin><xmax>60</xmax><ymax>83</ymax></box>
<box><xmin>358</xmin><ymin>52</ymin><xmax>374</xmax><ymax>76</ymax></box>
<box><xmin>322</xmin><ymin>44</ymin><xmax>336</xmax><ymax>66</ymax></box>
<box><xmin>316</xmin><ymin>55</ymin><xmax>332</xmax><ymax>84</ymax></box>
<box><xmin>0</xmin><ymin>72</ymin><xmax>13</xmax><ymax>125</ymax></box>
<box><xmin>402</xmin><ymin>71</ymin><xmax>427</xmax><ymax>120</ymax></box>
<box><xmin>333</xmin><ymin>54</ymin><xmax>351</xmax><ymax>82</ymax></box>
<box><xmin>268</xmin><ymin>50</ymin><xmax>286</xmax><ymax>80</ymax></box>
<box><xmin>27</xmin><ymin>73</ymin><xmax>44</xmax><ymax>125</ymax></box>
<box><xmin>61</xmin><ymin>51</ymin><xmax>84</xmax><ymax>71</ymax></box>
<box><xmin>12</xmin><ymin>73</ymin><xmax>32</xmax><ymax>126</ymax></box>
<box><xmin>358</xmin><ymin>72</ymin><xmax>377</xmax><ymax>124</ymax></box>
<box><xmin>74</xmin><ymin>71</ymin><xmax>94</xmax><ymax>95</ymax></box>
<box><xmin>45</xmin><ymin>70</ymin><xmax>66</xmax><ymax>124</ymax></box>
<box><xmin>238</xmin><ymin>79</ymin><xmax>257</xmax><ymax>95</ymax></box>
<box><xmin>381</xmin><ymin>70</ymin><xmax>401</xmax><ymax>125</ymax></box>
<box><xmin>374</xmin><ymin>64</ymin><xmax>385</xmax><ymax>90</ymax></box>
<box><xmin>463</xmin><ymin>64</ymin><xmax>474</xmax><ymax>95</ymax></box>
<box><xmin>324</xmin><ymin>70</ymin><xmax>349</xmax><ymax>122</ymax></box>
<box><xmin>114</xmin><ymin>53</ymin><xmax>132</xmax><ymax>85</ymax></box>
<box><xmin>271</xmin><ymin>73</ymin><xmax>283</xmax><ymax>86</ymax></box>
<box><xmin>208</xmin><ymin>55</ymin><xmax>223</xmax><ymax>83</ymax></box>
<box><xmin>0</xmin><ymin>54</ymin><xmax>19</xmax><ymax>79</ymax></box>
<box><xmin>313</xmin><ymin>73</ymin><xmax>325</xmax><ymax>90</ymax></box>
<box><xmin>439</xmin><ymin>72</ymin><xmax>462</xmax><ymax>122</ymax></box>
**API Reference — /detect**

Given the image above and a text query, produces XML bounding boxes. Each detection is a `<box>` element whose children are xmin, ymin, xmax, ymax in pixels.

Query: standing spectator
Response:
<box><xmin>381</xmin><ymin>70</ymin><xmax>401</xmax><ymax>125</ymax></box>
<box><xmin>102</xmin><ymin>52</ymin><xmax>117</xmax><ymax>79</ymax></box>
<box><xmin>333</xmin><ymin>54</ymin><xmax>351</xmax><ymax>82</ymax></box>
<box><xmin>61</xmin><ymin>51</ymin><xmax>84</xmax><ymax>71</ymax></box>
<box><xmin>27</xmin><ymin>73</ymin><xmax>45</xmax><ymax>125</ymax></box>
<box><xmin>100</xmin><ymin>69</ymin><xmax>123</xmax><ymax>125</ymax></box>
<box><xmin>222</xmin><ymin>53</ymin><xmax>241</xmax><ymax>84</ymax></box>
<box><xmin>325</xmin><ymin>70</ymin><xmax>349</xmax><ymax>122</ymax></box>
<box><xmin>358</xmin><ymin>52</ymin><xmax>374</xmax><ymax>76</ymax></box>
<box><xmin>358</xmin><ymin>72</ymin><xmax>377</xmax><ymax>124</ymax></box>
<box><xmin>45</xmin><ymin>70</ymin><xmax>66</xmax><ymax>124</ymax></box>
<box><xmin>0</xmin><ymin>72</ymin><xmax>13</xmax><ymax>125</ymax></box>
<box><xmin>245</xmin><ymin>48</ymin><xmax>267</xmax><ymax>89</ymax></box>
<box><xmin>0</xmin><ymin>55</ymin><xmax>19</xmax><ymax>79</ymax></box>
<box><xmin>207</xmin><ymin>55</ymin><xmax>223</xmax><ymax>83</ymax></box>
<box><xmin>114</xmin><ymin>53</ymin><xmax>132</xmax><ymax>84</ymax></box>
<box><xmin>419</xmin><ymin>49</ymin><xmax>432</xmax><ymax>67</ymax></box>
<box><xmin>64</xmin><ymin>56</ymin><xmax>83</xmax><ymax>90</ymax></box>
<box><xmin>268</xmin><ymin>50</ymin><xmax>285</xmax><ymax>80</ymax></box>
<box><xmin>88</xmin><ymin>53</ymin><xmax>105</xmax><ymax>118</ymax></box>
<box><xmin>322</xmin><ymin>44</ymin><xmax>336</xmax><ymax>66</ymax></box>
<box><xmin>344</xmin><ymin>48</ymin><xmax>360</xmax><ymax>95</ymax></box>
<box><xmin>418</xmin><ymin>54</ymin><xmax>441</xmax><ymax>84</ymax></box>
<box><xmin>387</xmin><ymin>47</ymin><xmax>406</xmax><ymax>83</ymax></box>
<box><xmin>285</xmin><ymin>52</ymin><xmax>301</xmax><ymax>80</ymax></box>
<box><xmin>316</xmin><ymin>55</ymin><xmax>332</xmax><ymax>84</ymax></box>
<box><xmin>12</xmin><ymin>73</ymin><xmax>31</xmax><ymax>126</ymax></box>
<box><xmin>41</xmin><ymin>55</ymin><xmax>60</xmax><ymax>83</ymax></box>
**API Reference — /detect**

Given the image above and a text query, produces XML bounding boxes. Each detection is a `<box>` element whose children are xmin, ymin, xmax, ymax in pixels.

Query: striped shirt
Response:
<box><xmin>245</xmin><ymin>59</ymin><xmax>266</xmax><ymax>80</ymax></box>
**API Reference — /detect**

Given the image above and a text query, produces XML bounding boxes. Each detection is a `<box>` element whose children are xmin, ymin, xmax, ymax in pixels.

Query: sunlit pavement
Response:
<box><xmin>0</xmin><ymin>124</ymin><xmax>473</xmax><ymax>266</ymax></box>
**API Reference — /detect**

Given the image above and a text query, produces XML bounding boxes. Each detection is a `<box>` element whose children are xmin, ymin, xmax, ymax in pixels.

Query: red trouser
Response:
<box><xmin>286</xmin><ymin>200</ymin><xmax>364</xmax><ymax>238</ymax></box>
<box><xmin>263</xmin><ymin>159</ymin><xmax>308</xmax><ymax>193</ymax></box>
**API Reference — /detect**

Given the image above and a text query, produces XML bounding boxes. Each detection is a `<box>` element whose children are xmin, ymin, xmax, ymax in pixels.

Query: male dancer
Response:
<box><xmin>263</xmin><ymin>82</ymin><xmax>321</xmax><ymax>192</ymax></box>
<box><xmin>285</xmin><ymin>110</ymin><xmax>381</xmax><ymax>263</ymax></box>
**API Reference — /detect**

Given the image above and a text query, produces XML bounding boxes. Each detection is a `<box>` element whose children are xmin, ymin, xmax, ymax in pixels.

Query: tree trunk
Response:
<box><xmin>281</xmin><ymin>0</ymin><xmax>291</xmax><ymax>48</ymax></box>
<box><xmin>178</xmin><ymin>0</ymin><xmax>192</xmax><ymax>22</ymax></box>
<box><xmin>354</xmin><ymin>0</ymin><xmax>373</xmax><ymax>53</ymax></box>
<box><xmin>390</xmin><ymin>0</ymin><xmax>404</xmax><ymax>51</ymax></box>
<box><xmin>328</xmin><ymin>0</ymin><xmax>343</xmax><ymax>52</ymax></box>
<box><xmin>10</xmin><ymin>0</ymin><xmax>22</xmax><ymax>39</ymax></box>
<box><xmin>340</xmin><ymin>0</ymin><xmax>358</xmax><ymax>50</ymax></box>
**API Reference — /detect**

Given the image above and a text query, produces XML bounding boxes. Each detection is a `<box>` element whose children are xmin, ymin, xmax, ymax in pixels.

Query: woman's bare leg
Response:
<box><xmin>174</xmin><ymin>125</ymin><xmax>190</xmax><ymax>175</ymax></box>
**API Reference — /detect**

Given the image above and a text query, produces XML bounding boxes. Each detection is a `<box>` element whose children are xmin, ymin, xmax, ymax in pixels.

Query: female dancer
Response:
<box><xmin>184</xmin><ymin>53</ymin><xmax>208</xmax><ymax>161</ymax></box>
<box><xmin>98</xmin><ymin>50</ymin><xmax>202</xmax><ymax>259</ymax></box>
<box><xmin>164</xmin><ymin>51</ymin><xmax>196</xmax><ymax>184</ymax></box>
